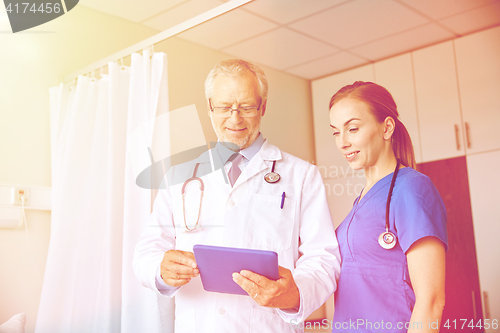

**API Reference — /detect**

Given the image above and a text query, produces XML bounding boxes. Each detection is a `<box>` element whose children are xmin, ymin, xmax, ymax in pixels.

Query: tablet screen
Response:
<box><xmin>193</xmin><ymin>244</ymin><xmax>279</xmax><ymax>296</ymax></box>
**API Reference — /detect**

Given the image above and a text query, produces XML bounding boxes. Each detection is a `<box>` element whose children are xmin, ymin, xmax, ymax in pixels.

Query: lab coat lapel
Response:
<box><xmin>232</xmin><ymin>140</ymin><xmax>282</xmax><ymax>190</ymax></box>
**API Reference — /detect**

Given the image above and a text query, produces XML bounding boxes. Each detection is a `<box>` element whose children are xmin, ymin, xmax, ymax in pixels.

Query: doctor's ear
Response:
<box><xmin>261</xmin><ymin>100</ymin><xmax>267</xmax><ymax>116</ymax></box>
<box><xmin>207</xmin><ymin>101</ymin><xmax>213</xmax><ymax>117</ymax></box>
<box><xmin>383</xmin><ymin>116</ymin><xmax>396</xmax><ymax>141</ymax></box>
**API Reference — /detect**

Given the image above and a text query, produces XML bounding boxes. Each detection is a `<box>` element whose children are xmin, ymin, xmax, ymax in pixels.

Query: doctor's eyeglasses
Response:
<box><xmin>209</xmin><ymin>99</ymin><xmax>261</xmax><ymax>118</ymax></box>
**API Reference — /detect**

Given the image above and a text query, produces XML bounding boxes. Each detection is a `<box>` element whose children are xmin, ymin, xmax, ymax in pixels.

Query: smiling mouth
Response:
<box><xmin>345</xmin><ymin>151</ymin><xmax>359</xmax><ymax>161</ymax></box>
<box><xmin>226</xmin><ymin>128</ymin><xmax>246</xmax><ymax>132</ymax></box>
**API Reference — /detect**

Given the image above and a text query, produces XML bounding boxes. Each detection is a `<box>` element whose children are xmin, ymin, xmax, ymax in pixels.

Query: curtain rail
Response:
<box><xmin>63</xmin><ymin>0</ymin><xmax>253</xmax><ymax>83</ymax></box>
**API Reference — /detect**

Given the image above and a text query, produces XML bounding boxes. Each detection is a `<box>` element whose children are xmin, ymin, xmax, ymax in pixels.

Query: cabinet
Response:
<box><xmin>412</xmin><ymin>41</ymin><xmax>465</xmax><ymax>162</ymax></box>
<box><xmin>419</xmin><ymin>157</ymin><xmax>484</xmax><ymax>332</ymax></box>
<box><xmin>454</xmin><ymin>26</ymin><xmax>500</xmax><ymax>154</ymax></box>
<box><xmin>467</xmin><ymin>150</ymin><xmax>500</xmax><ymax>332</ymax></box>
<box><xmin>312</xmin><ymin>64</ymin><xmax>374</xmax><ymax>174</ymax></box>
<box><xmin>374</xmin><ymin>53</ymin><xmax>422</xmax><ymax>163</ymax></box>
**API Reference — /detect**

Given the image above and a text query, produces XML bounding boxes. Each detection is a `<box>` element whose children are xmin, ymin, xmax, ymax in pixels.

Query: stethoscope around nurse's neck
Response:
<box><xmin>377</xmin><ymin>159</ymin><xmax>401</xmax><ymax>250</ymax></box>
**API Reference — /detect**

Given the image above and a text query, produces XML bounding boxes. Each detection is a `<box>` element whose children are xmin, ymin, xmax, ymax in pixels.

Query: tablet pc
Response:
<box><xmin>193</xmin><ymin>244</ymin><xmax>279</xmax><ymax>296</ymax></box>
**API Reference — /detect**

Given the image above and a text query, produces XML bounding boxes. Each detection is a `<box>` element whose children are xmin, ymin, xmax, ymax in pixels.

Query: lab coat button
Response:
<box><xmin>227</xmin><ymin>200</ymin><xmax>235</xmax><ymax>208</ymax></box>
<box><xmin>218</xmin><ymin>308</ymin><xmax>226</xmax><ymax>315</ymax></box>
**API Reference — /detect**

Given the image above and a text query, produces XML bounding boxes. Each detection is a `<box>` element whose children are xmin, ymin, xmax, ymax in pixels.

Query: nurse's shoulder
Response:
<box><xmin>393</xmin><ymin>167</ymin><xmax>440</xmax><ymax>198</ymax></box>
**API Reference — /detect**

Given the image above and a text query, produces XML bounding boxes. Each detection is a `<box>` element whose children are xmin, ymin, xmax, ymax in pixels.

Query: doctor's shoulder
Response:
<box><xmin>278</xmin><ymin>149</ymin><xmax>322</xmax><ymax>179</ymax></box>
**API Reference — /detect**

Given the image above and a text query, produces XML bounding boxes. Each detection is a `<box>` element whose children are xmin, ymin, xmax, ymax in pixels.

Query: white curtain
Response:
<box><xmin>37</xmin><ymin>50</ymin><xmax>174</xmax><ymax>333</ymax></box>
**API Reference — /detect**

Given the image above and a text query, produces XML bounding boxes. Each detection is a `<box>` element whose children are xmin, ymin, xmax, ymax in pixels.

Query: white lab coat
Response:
<box><xmin>133</xmin><ymin>140</ymin><xmax>341</xmax><ymax>333</ymax></box>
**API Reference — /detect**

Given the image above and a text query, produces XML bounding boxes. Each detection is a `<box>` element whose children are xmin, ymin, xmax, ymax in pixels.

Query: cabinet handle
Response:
<box><xmin>465</xmin><ymin>122</ymin><xmax>472</xmax><ymax>149</ymax></box>
<box><xmin>472</xmin><ymin>290</ymin><xmax>477</xmax><ymax>321</ymax></box>
<box><xmin>454</xmin><ymin>124</ymin><xmax>461</xmax><ymax>150</ymax></box>
<box><xmin>484</xmin><ymin>291</ymin><xmax>491</xmax><ymax>319</ymax></box>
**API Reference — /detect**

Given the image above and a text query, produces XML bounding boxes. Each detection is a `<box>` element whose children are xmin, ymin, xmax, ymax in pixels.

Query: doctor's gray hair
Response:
<box><xmin>205</xmin><ymin>59</ymin><xmax>268</xmax><ymax>101</ymax></box>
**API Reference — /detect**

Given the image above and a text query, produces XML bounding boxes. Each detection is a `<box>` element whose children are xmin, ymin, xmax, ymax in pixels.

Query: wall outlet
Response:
<box><xmin>11</xmin><ymin>187</ymin><xmax>29</xmax><ymax>206</ymax></box>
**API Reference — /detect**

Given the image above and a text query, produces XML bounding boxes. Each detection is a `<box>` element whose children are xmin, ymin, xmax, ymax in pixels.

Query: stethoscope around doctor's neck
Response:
<box><xmin>180</xmin><ymin>159</ymin><xmax>281</xmax><ymax>232</ymax></box>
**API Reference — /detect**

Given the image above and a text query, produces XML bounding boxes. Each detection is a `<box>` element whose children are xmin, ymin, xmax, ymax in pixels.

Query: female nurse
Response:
<box><xmin>329</xmin><ymin>81</ymin><xmax>448</xmax><ymax>332</ymax></box>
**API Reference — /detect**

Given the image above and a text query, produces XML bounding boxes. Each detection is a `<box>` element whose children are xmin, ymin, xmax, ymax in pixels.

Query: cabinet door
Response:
<box><xmin>374</xmin><ymin>53</ymin><xmax>422</xmax><ymax>163</ymax></box>
<box><xmin>419</xmin><ymin>157</ymin><xmax>483</xmax><ymax>332</ymax></box>
<box><xmin>312</xmin><ymin>64</ymin><xmax>374</xmax><ymax>174</ymax></box>
<box><xmin>455</xmin><ymin>26</ymin><xmax>500</xmax><ymax>154</ymax></box>
<box><xmin>413</xmin><ymin>41</ymin><xmax>465</xmax><ymax>162</ymax></box>
<box><xmin>467</xmin><ymin>150</ymin><xmax>500</xmax><ymax>331</ymax></box>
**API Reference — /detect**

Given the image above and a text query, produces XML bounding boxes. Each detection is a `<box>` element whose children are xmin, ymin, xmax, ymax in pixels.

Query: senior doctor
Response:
<box><xmin>133</xmin><ymin>59</ymin><xmax>340</xmax><ymax>333</ymax></box>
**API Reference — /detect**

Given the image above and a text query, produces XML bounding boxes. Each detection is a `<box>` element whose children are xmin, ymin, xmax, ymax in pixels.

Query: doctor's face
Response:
<box><xmin>329</xmin><ymin>97</ymin><xmax>388</xmax><ymax>171</ymax></box>
<box><xmin>208</xmin><ymin>71</ymin><xmax>266</xmax><ymax>151</ymax></box>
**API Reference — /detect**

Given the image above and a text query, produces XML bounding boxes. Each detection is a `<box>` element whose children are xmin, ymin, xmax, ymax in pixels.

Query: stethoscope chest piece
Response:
<box><xmin>264</xmin><ymin>160</ymin><xmax>280</xmax><ymax>183</ymax></box>
<box><xmin>378</xmin><ymin>231</ymin><xmax>397</xmax><ymax>249</ymax></box>
<box><xmin>264</xmin><ymin>172</ymin><xmax>280</xmax><ymax>183</ymax></box>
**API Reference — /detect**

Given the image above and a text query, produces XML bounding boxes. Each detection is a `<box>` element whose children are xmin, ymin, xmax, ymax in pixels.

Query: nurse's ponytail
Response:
<box><xmin>329</xmin><ymin>81</ymin><xmax>417</xmax><ymax>170</ymax></box>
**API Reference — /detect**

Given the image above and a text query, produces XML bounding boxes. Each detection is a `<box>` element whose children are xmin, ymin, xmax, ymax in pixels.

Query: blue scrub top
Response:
<box><xmin>332</xmin><ymin>167</ymin><xmax>448</xmax><ymax>332</ymax></box>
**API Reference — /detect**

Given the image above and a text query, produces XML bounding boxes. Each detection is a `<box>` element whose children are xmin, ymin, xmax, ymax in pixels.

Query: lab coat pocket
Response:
<box><xmin>247</xmin><ymin>194</ymin><xmax>296</xmax><ymax>251</ymax></box>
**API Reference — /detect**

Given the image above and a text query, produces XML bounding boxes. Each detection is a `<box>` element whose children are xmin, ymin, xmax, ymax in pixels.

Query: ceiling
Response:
<box><xmin>80</xmin><ymin>0</ymin><xmax>500</xmax><ymax>80</ymax></box>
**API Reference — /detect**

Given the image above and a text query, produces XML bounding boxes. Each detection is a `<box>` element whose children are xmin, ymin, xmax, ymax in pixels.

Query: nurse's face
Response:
<box><xmin>329</xmin><ymin>97</ymin><xmax>390</xmax><ymax>171</ymax></box>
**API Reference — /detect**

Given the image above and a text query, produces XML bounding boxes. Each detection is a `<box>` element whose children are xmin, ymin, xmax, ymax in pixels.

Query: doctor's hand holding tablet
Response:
<box><xmin>160</xmin><ymin>250</ymin><xmax>199</xmax><ymax>287</ymax></box>
<box><xmin>160</xmin><ymin>245</ymin><xmax>300</xmax><ymax>310</ymax></box>
<box><xmin>232</xmin><ymin>266</ymin><xmax>300</xmax><ymax>309</ymax></box>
